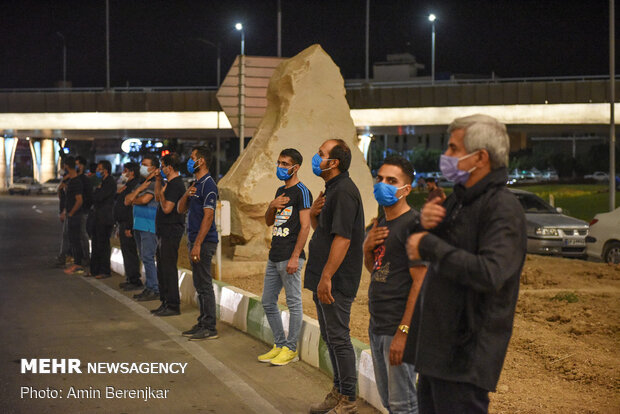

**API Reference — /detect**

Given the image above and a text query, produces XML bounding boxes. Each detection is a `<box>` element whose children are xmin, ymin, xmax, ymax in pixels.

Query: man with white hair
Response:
<box><xmin>405</xmin><ymin>114</ymin><xmax>527</xmax><ymax>413</ymax></box>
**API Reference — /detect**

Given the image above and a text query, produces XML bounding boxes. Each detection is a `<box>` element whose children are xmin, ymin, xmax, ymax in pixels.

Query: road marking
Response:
<box><xmin>35</xmin><ymin>209</ymin><xmax>43</xmax><ymax>214</ymax></box>
<box><xmin>83</xmin><ymin>278</ymin><xmax>281</xmax><ymax>414</ymax></box>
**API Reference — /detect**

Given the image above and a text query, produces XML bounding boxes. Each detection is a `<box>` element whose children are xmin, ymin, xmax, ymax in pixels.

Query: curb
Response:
<box><xmin>110</xmin><ymin>247</ymin><xmax>387</xmax><ymax>413</ymax></box>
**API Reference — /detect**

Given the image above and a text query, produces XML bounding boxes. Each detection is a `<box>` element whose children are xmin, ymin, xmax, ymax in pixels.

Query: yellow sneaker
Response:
<box><xmin>257</xmin><ymin>345</ymin><xmax>282</xmax><ymax>363</ymax></box>
<box><xmin>270</xmin><ymin>346</ymin><xmax>299</xmax><ymax>366</ymax></box>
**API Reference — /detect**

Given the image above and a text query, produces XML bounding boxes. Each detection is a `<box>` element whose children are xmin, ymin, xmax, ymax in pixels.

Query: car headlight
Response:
<box><xmin>535</xmin><ymin>227</ymin><xmax>560</xmax><ymax>236</ymax></box>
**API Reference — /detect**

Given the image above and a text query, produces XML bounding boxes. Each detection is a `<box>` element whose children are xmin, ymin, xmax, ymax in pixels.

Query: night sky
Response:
<box><xmin>0</xmin><ymin>0</ymin><xmax>612</xmax><ymax>89</ymax></box>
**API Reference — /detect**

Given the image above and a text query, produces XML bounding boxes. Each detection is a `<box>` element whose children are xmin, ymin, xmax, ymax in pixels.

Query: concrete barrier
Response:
<box><xmin>110</xmin><ymin>247</ymin><xmax>387</xmax><ymax>413</ymax></box>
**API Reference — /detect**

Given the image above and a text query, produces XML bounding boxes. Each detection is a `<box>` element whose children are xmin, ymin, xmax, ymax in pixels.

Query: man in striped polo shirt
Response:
<box><xmin>258</xmin><ymin>148</ymin><xmax>313</xmax><ymax>366</ymax></box>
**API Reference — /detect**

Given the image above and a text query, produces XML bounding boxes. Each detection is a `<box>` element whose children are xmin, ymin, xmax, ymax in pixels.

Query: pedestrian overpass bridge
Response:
<box><xmin>0</xmin><ymin>76</ymin><xmax>617</xmax><ymax>187</ymax></box>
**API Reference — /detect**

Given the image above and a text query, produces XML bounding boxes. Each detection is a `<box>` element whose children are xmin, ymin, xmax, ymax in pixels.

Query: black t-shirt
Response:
<box><xmin>368</xmin><ymin>209</ymin><xmax>422</xmax><ymax>335</ymax></box>
<box><xmin>65</xmin><ymin>176</ymin><xmax>84</xmax><ymax>215</ymax></box>
<box><xmin>269</xmin><ymin>182</ymin><xmax>313</xmax><ymax>262</ymax></box>
<box><xmin>114</xmin><ymin>177</ymin><xmax>143</xmax><ymax>227</ymax></box>
<box><xmin>156</xmin><ymin>176</ymin><xmax>187</xmax><ymax>236</ymax></box>
<box><xmin>305</xmin><ymin>172</ymin><xmax>365</xmax><ymax>298</ymax></box>
<box><xmin>78</xmin><ymin>174</ymin><xmax>93</xmax><ymax>212</ymax></box>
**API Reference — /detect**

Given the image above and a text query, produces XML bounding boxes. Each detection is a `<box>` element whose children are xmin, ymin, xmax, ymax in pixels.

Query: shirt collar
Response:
<box><xmin>325</xmin><ymin>171</ymin><xmax>348</xmax><ymax>189</ymax></box>
<box><xmin>196</xmin><ymin>172</ymin><xmax>212</xmax><ymax>184</ymax></box>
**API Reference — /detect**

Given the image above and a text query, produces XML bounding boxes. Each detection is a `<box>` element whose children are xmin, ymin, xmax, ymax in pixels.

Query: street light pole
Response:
<box><xmin>56</xmin><ymin>32</ymin><xmax>67</xmax><ymax>85</ymax></box>
<box><xmin>429</xmin><ymin>14</ymin><xmax>436</xmax><ymax>85</ymax></box>
<box><xmin>236</xmin><ymin>23</ymin><xmax>245</xmax><ymax>156</ymax></box>
<box><xmin>365</xmin><ymin>0</ymin><xmax>370</xmax><ymax>82</ymax></box>
<box><xmin>106</xmin><ymin>0</ymin><xmax>110</xmax><ymax>89</ymax></box>
<box><xmin>610</xmin><ymin>0</ymin><xmax>616</xmax><ymax>211</ymax></box>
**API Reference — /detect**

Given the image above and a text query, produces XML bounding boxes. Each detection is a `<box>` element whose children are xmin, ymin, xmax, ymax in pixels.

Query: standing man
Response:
<box><xmin>114</xmin><ymin>162</ymin><xmax>144</xmax><ymax>291</ymax></box>
<box><xmin>152</xmin><ymin>153</ymin><xmax>187</xmax><ymax>317</ymax></box>
<box><xmin>405</xmin><ymin>114</ymin><xmax>527</xmax><ymax>413</ymax></box>
<box><xmin>61</xmin><ymin>156</ymin><xmax>85</xmax><ymax>275</ymax></box>
<box><xmin>424</xmin><ymin>177</ymin><xmax>445</xmax><ymax>203</ymax></box>
<box><xmin>89</xmin><ymin>160</ymin><xmax>116</xmax><ymax>279</ymax></box>
<box><xmin>258</xmin><ymin>149</ymin><xmax>312</xmax><ymax>366</ymax></box>
<box><xmin>55</xmin><ymin>170</ymin><xmax>72</xmax><ymax>267</ymax></box>
<box><xmin>125</xmin><ymin>153</ymin><xmax>160</xmax><ymax>302</ymax></box>
<box><xmin>76</xmin><ymin>156</ymin><xmax>93</xmax><ymax>266</ymax></box>
<box><xmin>364</xmin><ymin>156</ymin><xmax>425</xmax><ymax>414</ymax></box>
<box><xmin>177</xmin><ymin>146</ymin><xmax>219</xmax><ymax>340</ymax></box>
<box><xmin>305</xmin><ymin>139</ymin><xmax>364</xmax><ymax>414</ymax></box>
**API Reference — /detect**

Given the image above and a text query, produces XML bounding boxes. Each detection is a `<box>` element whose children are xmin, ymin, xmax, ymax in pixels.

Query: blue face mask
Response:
<box><xmin>187</xmin><ymin>158</ymin><xmax>196</xmax><ymax>174</ymax></box>
<box><xmin>439</xmin><ymin>152</ymin><xmax>478</xmax><ymax>185</ymax></box>
<box><xmin>95</xmin><ymin>171</ymin><xmax>103</xmax><ymax>179</ymax></box>
<box><xmin>312</xmin><ymin>153</ymin><xmax>334</xmax><ymax>176</ymax></box>
<box><xmin>373</xmin><ymin>182</ymin><xmax>408</xmax><ymax>206</ymax></box>
<box><xmin>160</xmin><ymin>168</ymin><xmax>167</xmax><ymax>180</ymax></box>
<box><xmin>276</xmin><ymin>166</ymin><xmax>295</xmax><ymax>181</ymax></box>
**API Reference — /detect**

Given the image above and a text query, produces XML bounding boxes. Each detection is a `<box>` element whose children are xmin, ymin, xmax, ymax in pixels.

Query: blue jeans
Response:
<box><xmin>369</xmin><ymin>331</ymin><xmax>418</xmax><ymax>414</ymax></box>
<box><xmin>134</xmin><ymin>230</ymin><xmax>158</xmax><ymax>292</ymax></box>
<box><xmin>261</xmin><ymin>259</ymin><xmax>304</xmax><ymax>352</ymax></box>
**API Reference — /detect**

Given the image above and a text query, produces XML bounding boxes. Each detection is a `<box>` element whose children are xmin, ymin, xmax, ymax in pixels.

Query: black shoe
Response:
<box><xmin>133</xmin><ymin>289</ymin><xmax>149</xmax><ymax>299</ymax></box>
<box><xmin>188</xmin><ymin>328</ymin><xmax>218</xmax><ymax>341</ymax></box>
<box><xmin>155</xmin><ymin>307</ymin><xmax>180</xmax><ymax>317</ymax></box>
<box><xmin>150</xmin><ymin>303</ymin><xmax>166</xmax><ymax>314</ymax></box>
<box><xmin>136</xmin><ymin>290</ymin><xmax>160</xmax><ymax>302</ymax></box>
<box><xmin>182</xmin><ymin>325</ymin><xmax>202</xmax><ymax>337</ymax></box>
<box><xmin>123</xmin><ymin>282</ymin><xmax>144</xmax><ymax>291</ymax></box>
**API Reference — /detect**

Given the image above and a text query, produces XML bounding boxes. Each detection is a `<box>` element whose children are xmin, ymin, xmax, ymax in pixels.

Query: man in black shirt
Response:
<box><xmin>89</xmin><ymin>160</ymin><xmax>116</xmax><ymax>279</ymax></box>
<box><xmin>258</xmin><ymin>149</ymin><xmax>312</xmax><ymax>366</ymax></box>
<box><xmin>152</xmin><ymin>153</ymin><xmax>187</xmax><ymax>316</ymax></box>
<box><xmin>55</xmin><ymin>172</ymin><xmax>72</xmax><ymax>267</ymax></box>
<box><xmin>76</xmin><ymin>156</ymin><xmax>93</xmax><ymax>266</ymax></box>
<box><xmin>364</xmin><ymin>156</ymin><xmax>426</xmax><ymax>414</ymax></box>
<box><xmin>61</xmin><ymin>156</ymin><xmax>85</xmax><ymax>275</ymax></box>
<box><xmin>114</xmin><ymin>162</ymin><xmax>144</xmax><ymax>291</ymax></box>
<box><xmin>305</xmin><ymin>139</ymin><xmax>364</xmax><ymax>414</ymax></box>
<box><xmin>406</xmin><ymin>114</ymin><xmax>527</xmax><ymax>413</ymax></box>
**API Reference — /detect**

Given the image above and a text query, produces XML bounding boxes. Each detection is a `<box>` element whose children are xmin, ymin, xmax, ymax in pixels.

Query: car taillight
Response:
<box><xmin>589</xmin><ymin>219</ymin><xmax>598</xmax><ymax>226</ymax></box>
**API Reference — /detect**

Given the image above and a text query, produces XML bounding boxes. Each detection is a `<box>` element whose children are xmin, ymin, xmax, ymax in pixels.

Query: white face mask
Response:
<box><xmin>140</xmin><ymin>165</ymin><xmax>150</xmax><ymax>178</ymax></box>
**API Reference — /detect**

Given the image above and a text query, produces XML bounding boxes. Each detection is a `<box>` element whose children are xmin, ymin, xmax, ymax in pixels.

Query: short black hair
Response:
<box><xmin>192</xmin><ymin>146</ymin><xmax>212</xmax><ymax>166</ymax></box>
<box><xmin>383</xmin><ymin>155</ymin><xmax>415</xmax><ymax>184</ymax></box>
<box><xmin>279</xmin><ymin>148</ymin><xmax>303</xmax><ymax>166</ymax></box>
<box><xmin>124</xmin><ymin>162</ymin><xmax>140</xmax><ymax>178</ymax></box>
<box><xmin>89</xmin><ymin>162</ymin><xmax>97</xmax><ymax>173</ymax></box>
<box><xmin>76</xmin><ymin>156</ymin><xmax>87</xmax><ymax>167</ymax></box>
<box><xmin>162</xmin><ymin>153</ymin><xmax>181</xmax><ymax>171</ymax></box>
<box><xmin>98</xmin><ymin>160</ymin><xmax>112</xmax><ymax>174</ymax></box>
<box><xmin>426</xmin><ymin>177</ymin><xmax>436</xmax><ymax>184</ymax></box>
<box><xmin>142</xmin><ymin>153</ymin><xmax>160</xmax><ymax>168</ymax></box>
<box><xmin>63</xmin><ymin>155</ymin><xmax>76</xmax><ymax>170</ymax></box>
<box><xmin>328</xmin><ymin>139</ymin><xmax>351</xmax><ymax>172</ymax></box>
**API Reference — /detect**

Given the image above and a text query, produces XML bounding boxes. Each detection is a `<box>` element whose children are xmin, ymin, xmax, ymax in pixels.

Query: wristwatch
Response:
<box><xmin>398</xmin><ymin>324</ymin><xmax>409</xmax><ymax>334</ymax></box>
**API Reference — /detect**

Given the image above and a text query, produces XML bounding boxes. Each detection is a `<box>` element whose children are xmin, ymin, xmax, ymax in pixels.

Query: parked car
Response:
<box><xmin>8</xmin><ymin>177</ymin><xmax>43</xmax><ymax>195</ymax></box>
<box><xmin>542</xmin><ymin>169</ymin><xmax>559</xmax><ymax>182</ymax></box>
<box><xmin>584</xmin><ymin>171</ymin><xmax>609</xmax><ymax>182</ymax></box>
<box><xmin>586</xmin><ymin>207</ymin><xmax>620</xmax><ymax>264</ymax></box>
<box><xmin>510</xmin><ymin>189</ymin><xmax>589</xmax><ymax>258</ymax></box>
<box><xmin>40</xmin><ymin>178</ymin><xmax>62</xmax><ymax>195</ymax></box>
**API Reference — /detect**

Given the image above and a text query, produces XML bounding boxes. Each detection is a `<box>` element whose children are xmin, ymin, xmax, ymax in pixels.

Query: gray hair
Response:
<box><xmin>447</xmin><ymin>114</ymin><xmax>510</xmax><ymax>169</ymax></box>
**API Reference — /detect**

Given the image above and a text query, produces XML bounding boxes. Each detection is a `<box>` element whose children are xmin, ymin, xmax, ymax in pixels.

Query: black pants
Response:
<box><xmin>156</xmin><ymin>233</ymin><xmax>182</xmax><ymax>309</ymax></box>
<box><xmin>313</xmin><ymin>290</ymin><xmax>357</xmax><ymax>399</ymax></box>
<box><xmin>90</xmin><ymin>222</ymin><xmax>113</xmax><ymax>276</ymax></box>
<box><xmin>67</xmin><ymin>214</ymin><xmax>84</xmax><ymax>266</ymax></box>
<box><xmin>119</xmin><ymin>225</ymin><xmax>141</xmax><ymax>284</ymax></box>
<box><xmin>190</xmin><ymin>241</ymin><xmax>217</xmax><ymax>331</ymax></box>
<box><xmin>418</xmin><ymin>374</ymin><xmax>489</xmax><ymax>414</ymax></box>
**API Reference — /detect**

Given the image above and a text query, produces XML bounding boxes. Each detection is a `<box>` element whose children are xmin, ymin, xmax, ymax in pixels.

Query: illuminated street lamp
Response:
<box><xmin>428</xmin><ymin>13</ymin><xmax>436</xmax><ymax>84</ymax></box>
<box><xmin>235</xmin><ymin>23</ymin><xmax>245</xmax><ymax>154</ymax></box>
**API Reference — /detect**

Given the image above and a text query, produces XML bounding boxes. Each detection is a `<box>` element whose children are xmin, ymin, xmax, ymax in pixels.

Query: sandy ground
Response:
<box><xmin>220</xmin><ymin>254</ymin><xmax>620</xmax><ymax>414</ymax></box>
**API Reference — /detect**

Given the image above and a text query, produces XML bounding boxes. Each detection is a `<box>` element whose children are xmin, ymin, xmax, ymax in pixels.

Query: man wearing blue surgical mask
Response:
<box><xmin>405</xmin><ymin>114</ymin><xmax>527</xmax><ymax>413</ymax></box>
<box><xmin>364</xmin><ymin>156</ymin><xmax>426</xmax><ymax>414</ymax></box>
<box><xmin>89</xmin><ymin>160</ymin><xmax>116</xmax><ymax>279</ymax></box>
<box><xmin>306</xmin><ymin>139</ymin><xmax>364</xmax><ymax>414</ymax></box>
<box><xmin>257</xmin><ymin>148</ymin><xmax>313</xmax><ymax>366</ymax></box>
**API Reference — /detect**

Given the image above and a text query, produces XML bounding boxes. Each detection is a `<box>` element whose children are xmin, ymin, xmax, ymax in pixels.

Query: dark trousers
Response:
<box><xmin>90</xmin><ymin>222</ymin><xmax>113</xmax><ymax>276</ymax></box>
<box><xmin>67</xmin><ymin>214</ymin><xmax>84</xmax><ymax>266</ymax></box>
<box><xmin>190</xmin><ymin>241</ymin><xmax>217</xmax><ymax>331</ymax></box>
<box><xmin>59</xmin><ymin>219</ymin><xmax>71</xmax><ymax>259</ymax></box>
<box><xmin>418</xmin><ymin>374</ymin><xmax>489</xmax><ymax>414</ymax></box>
<box><xmin>119</xmin><ymin>225</ymin><xmax>141</xmax><ymax>284</ymax></box>
<box><xmin>313</xmin><ymin>290</ymin><xmax>357</xmax><ymax>399</ymax></box>
<box><xmin>156</xmin><ymin>233</ymin><xmax>182</xmax><ymax>309</ymax></box>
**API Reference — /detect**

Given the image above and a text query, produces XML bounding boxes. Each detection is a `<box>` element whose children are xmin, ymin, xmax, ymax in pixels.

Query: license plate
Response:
<box><xmin>564</xmin><ymin>239</ymin><xmax>585</xmax><ymax>246</ymax></box>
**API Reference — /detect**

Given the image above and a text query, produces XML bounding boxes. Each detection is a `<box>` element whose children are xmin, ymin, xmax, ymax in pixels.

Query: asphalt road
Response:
<box><xmin>0</xmin><ymin>195</ymin><xmax>378</xmax><ymax>414</ymax></box>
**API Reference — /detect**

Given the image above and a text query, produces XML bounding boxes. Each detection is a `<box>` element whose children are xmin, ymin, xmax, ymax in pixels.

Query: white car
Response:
<box><xmin>41</xmin><ymin>178</ymin><xmax>62</xmax><ymax>195</ymax></box>
<box><xmin>587</xmin><ymin>207</ymin><xmax>620</xmax><ymax>264</ymax></box>
<box><xmin>584</xmin><ymin>171</ymin><xmax>609</xmax><ymax>182</ymax></box>
<box><xmin>8</xmin><ymin>177</ymin><xmax>43</xmax><ymax>195</ymax></box>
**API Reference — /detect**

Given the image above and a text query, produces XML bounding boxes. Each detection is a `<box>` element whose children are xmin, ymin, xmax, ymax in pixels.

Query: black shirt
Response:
<box><xmin>114</xmin><ymin>177</ymin><xmax>143</xmax><ymax>228</ymax></box>
<box><xmin>92</xmin><ymin>175</ymin><xmax>117</xmax><ymax>226</ymax></box>
<box><xmin>156</xmin><ymin>176</ymin><xmax>186</xmax><ymax>237</ymax></box>
<box><xmin>305</xmin><ymin>172</ymin><xmax>365</xmax><ymax>298</ymax></box>
<box><xmin>77</xmin><ymin>173</ymin><xmax>93</xmax><ymax>212</ymax></box>
<box><xmin>269</xmin><ymin>182</ymin><xmax>313</xmax><ymax>262</ymax></box>
<box><xmin>368</xmin><ymin>209</ymin><xmax>421</xmax><ymax>336</ymax></box>
<box><xmin>65</xmin><ymin>176</ymin><xmax>84</xmax><ymax>215</ymax></box>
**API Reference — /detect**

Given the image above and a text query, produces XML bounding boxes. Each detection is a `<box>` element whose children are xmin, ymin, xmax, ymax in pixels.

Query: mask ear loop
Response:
<box><xmin>396</xmin><ymin>184</ymin><xmax>411</xmax><ymax>200</ymax></box>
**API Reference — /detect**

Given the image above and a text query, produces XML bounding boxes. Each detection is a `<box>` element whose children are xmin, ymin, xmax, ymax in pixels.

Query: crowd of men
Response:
<box><xmin>55</xmin><ymin>114</ymin><xmax>527</xmax><ymax>414</ymax></box>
